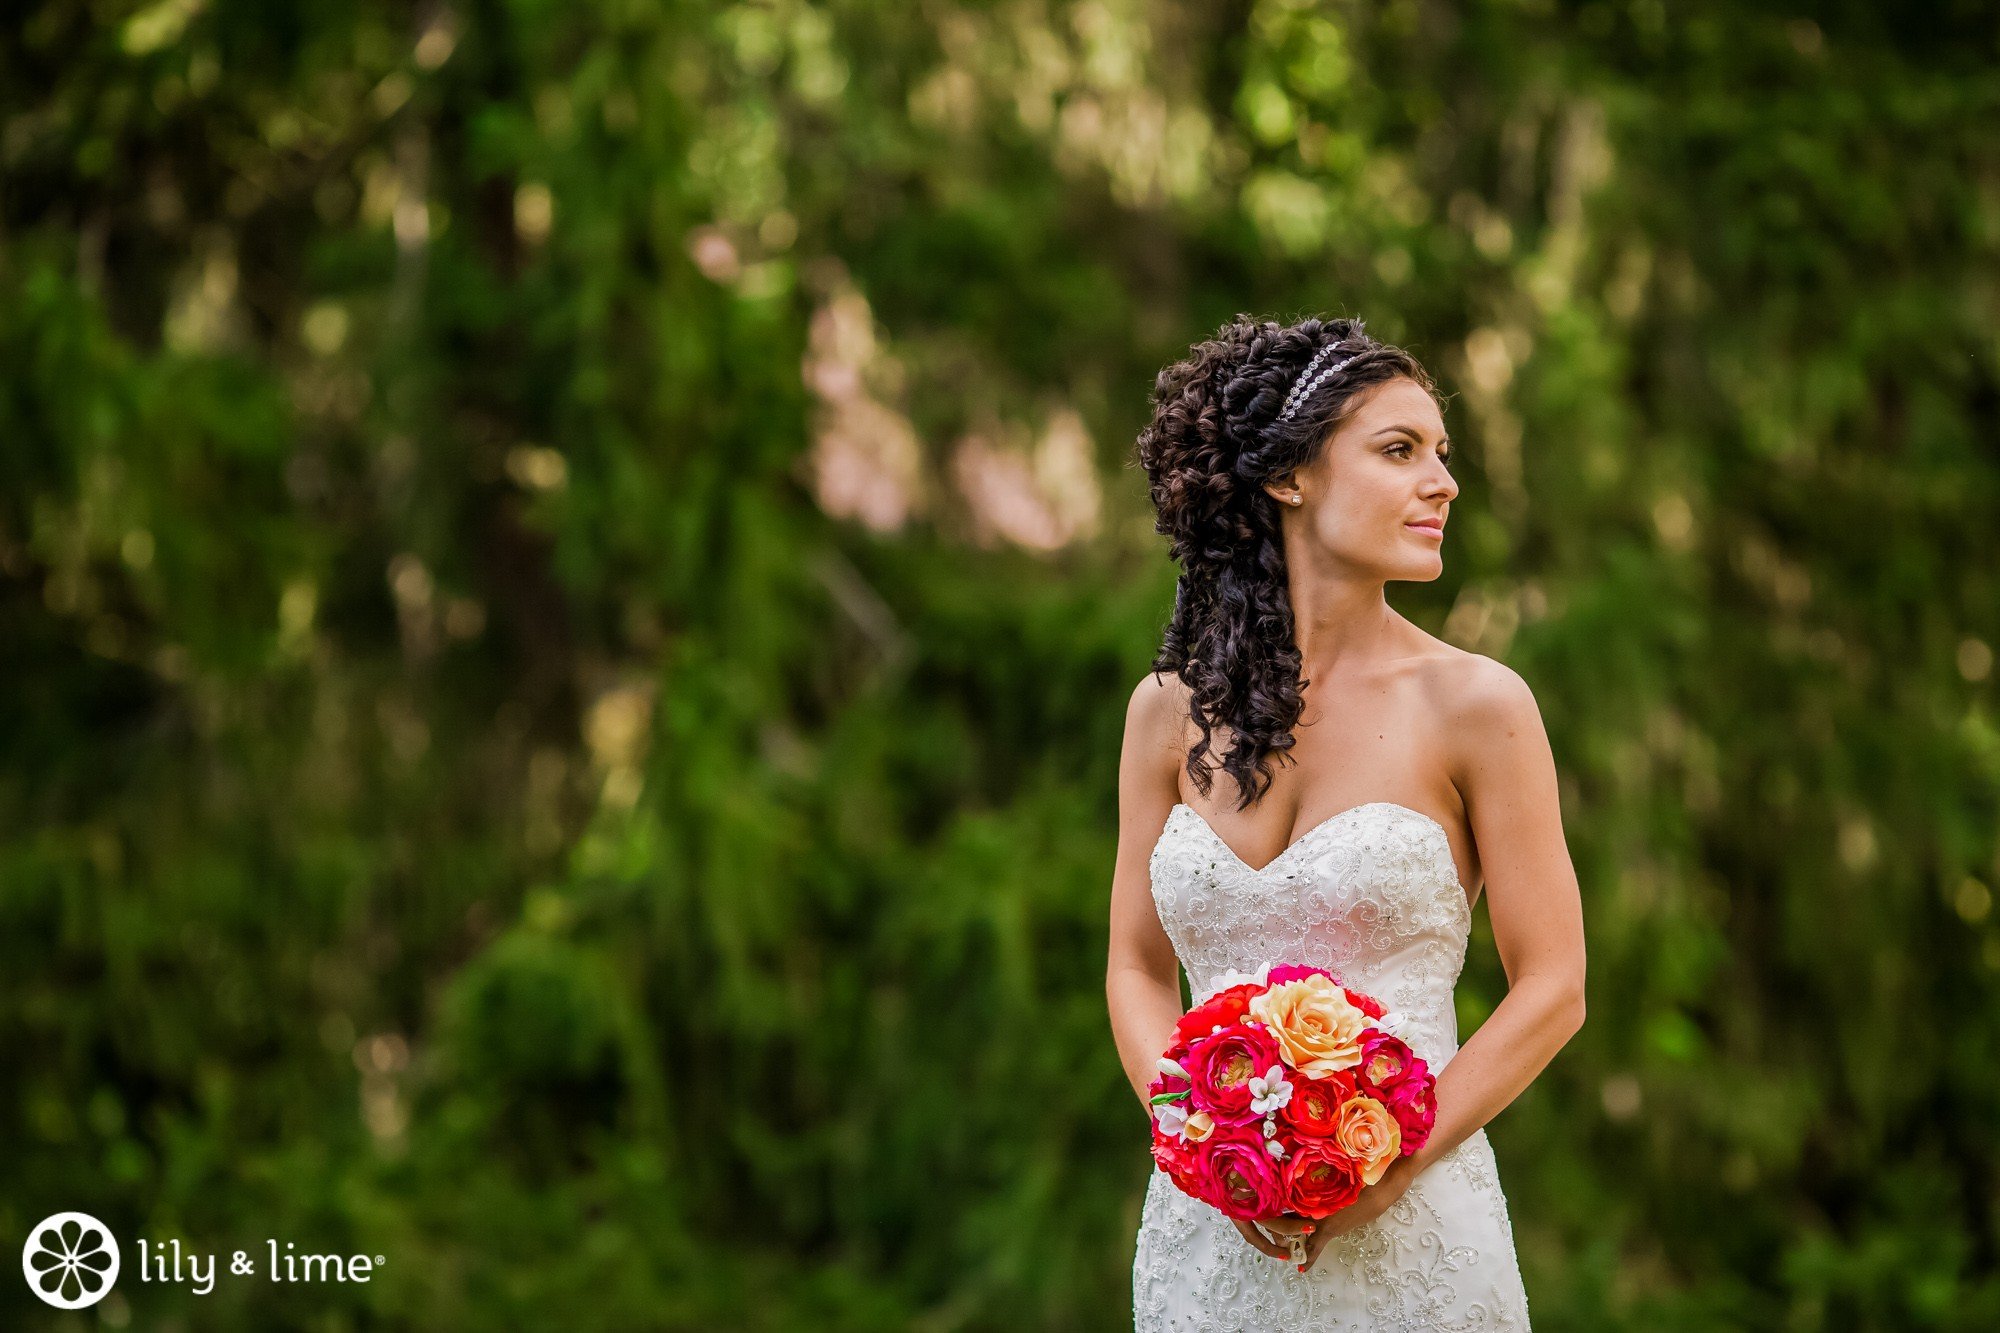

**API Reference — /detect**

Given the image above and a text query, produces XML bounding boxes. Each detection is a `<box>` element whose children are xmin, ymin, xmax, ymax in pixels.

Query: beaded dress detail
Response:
<box><xmin>1133</xmin><ymin>802</ymin><xmax>1532</xmax><ymax>1331</ymax></box>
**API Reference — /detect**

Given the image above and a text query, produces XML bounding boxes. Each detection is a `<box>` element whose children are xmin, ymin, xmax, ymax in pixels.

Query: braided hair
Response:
<box><xmin>1134</xmin><ymin>314</ymin><xmax>1442</xmax><ymax>812</ymax></box>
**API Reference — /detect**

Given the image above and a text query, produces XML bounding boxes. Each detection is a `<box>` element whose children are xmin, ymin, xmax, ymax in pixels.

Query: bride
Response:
<box><xmin>1107</xmin><ymin>315</ymin><xmax>1587</xmax><ymax>1328</ymax></box>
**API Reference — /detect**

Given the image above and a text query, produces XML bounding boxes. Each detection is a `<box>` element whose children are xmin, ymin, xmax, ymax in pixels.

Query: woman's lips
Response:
<box><xmin>1405</xmin><ymin>521</ymin><xmax>1444</xmax><ymax>538</ymax></box>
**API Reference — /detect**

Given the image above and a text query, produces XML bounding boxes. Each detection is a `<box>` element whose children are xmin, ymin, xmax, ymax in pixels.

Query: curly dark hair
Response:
<box><xmin>1135</xmin><ymin>313</ymin><xmax>1443</xmax><ymax>813</ymax></box>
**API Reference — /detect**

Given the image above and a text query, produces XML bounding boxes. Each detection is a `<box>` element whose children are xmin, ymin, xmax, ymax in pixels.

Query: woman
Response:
<box><xmin>1108</xmin><ymin>315</ymin><xmax>1587</xmax><ymax>1328</ymax></box>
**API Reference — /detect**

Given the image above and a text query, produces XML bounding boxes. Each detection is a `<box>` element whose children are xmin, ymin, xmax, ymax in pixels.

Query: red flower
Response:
<box><xmin>1344</xmin><ymin>987</ymin><xmax>1387</xmax><ymax>1020</ymax></box>
<box><xmin>1151</xmin><ymin>1127</ymin><xmax>1204</xmax><ymax>1192</ymax></box>
<box><xmin>1283</xmin><ymin>1137</ymin><xmax>1366</xmax><ymax>1219</ymax></box>
<box><xmin>1173</xmin><ymin>984</ymin><xmax>1261</xmax><ymax>1048</ymax></box>
<box><xmin>1279</xmin><ymin>1069</ymin><xmax>1357</xmax><ymax>1137</ymax></box>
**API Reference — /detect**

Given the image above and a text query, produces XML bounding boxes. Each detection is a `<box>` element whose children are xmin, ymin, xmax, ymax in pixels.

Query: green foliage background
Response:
<box><xmin>5</xmin><ymin>1</ymin><xmax>1999</xmax><ymax>1328</ymax></box>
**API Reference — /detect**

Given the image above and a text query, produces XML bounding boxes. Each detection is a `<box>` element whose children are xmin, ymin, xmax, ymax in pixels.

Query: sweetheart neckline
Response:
<box><xmin>1164</xmin><ymin>801</ymin><xmax>1475</xmax><ymax>914</ymax></box>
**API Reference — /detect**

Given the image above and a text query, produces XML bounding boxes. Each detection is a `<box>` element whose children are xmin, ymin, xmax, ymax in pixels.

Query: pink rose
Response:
<box><xmin>1186</xmin><ymin>1023</ymin><xmax>1283</xmax><ymax>1125</ymax></box>
<box><xmin>1197</xmin><ymin>1123</ymin><xmax>1288</xmax><ymax>1219</ymax></box>
<box><xmin>1380</xmin><ymin>1065</ymin><xmax>1436</xmax><ymax>1153</ymax></box>
<box><xmin>1357</xmin><ymin>1031</ymin><xmax>1415</xmax><ymax>1091</ymax></box>
<box><xmin>1267</xmin><ymin>963</ymin><xmax>1336</xmax><ymax>986</ymax></box>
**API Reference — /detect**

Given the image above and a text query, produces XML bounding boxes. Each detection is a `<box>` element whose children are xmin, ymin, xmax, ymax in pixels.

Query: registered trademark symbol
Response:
<box><xmin>374</xmin><ymin>1255</ymin><xmax>385</xmax><ymax>1265</ymax></box>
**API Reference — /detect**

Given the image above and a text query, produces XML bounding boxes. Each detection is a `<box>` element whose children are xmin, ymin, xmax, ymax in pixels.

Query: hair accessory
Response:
<box><xmin>1276</xmin><ymin>341</ymin><xmax>1362</xmax><ymax>423</ymax></box>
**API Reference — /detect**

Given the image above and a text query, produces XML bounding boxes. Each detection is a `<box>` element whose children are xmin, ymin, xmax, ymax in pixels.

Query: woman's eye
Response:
<box><xmin>1390</xmin><ymin>443</ymin><xmax>1453</xmax><ymax>469</ymax></box>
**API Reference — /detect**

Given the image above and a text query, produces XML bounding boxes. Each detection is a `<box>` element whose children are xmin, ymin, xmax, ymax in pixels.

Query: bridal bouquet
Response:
<box><xmin>1147</xmin><ymin>962</ymin><xmax>1437</xmax><ymax>1221</ymax></box>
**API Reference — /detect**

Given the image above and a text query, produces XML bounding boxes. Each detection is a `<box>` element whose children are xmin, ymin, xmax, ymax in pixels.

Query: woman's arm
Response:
<box><xmin>1106</xmin><ymin>671</ymin><xmax>1190</xmax><ymax>1119</ymax></box>
<box><xmin>1403</xmin><ymin>658</ymin><xmax>1587</xmax><ymax>1176</ymax></box>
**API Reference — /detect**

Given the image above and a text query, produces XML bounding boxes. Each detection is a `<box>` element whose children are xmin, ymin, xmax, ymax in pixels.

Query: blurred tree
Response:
<box><xmin>2</xmin><ymin>1</ymin><xmax>1998</xmax><ymax>1329</ymax></box>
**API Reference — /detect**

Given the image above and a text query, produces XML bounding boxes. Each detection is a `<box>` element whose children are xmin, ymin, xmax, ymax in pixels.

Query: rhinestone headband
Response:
<box><xmin>1275</xmin><ymin>342</ymin><xmax>1362</xmax><ymax>422</ymax></box>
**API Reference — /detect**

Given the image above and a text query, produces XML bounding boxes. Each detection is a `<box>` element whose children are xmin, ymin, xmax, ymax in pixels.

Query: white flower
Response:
<box><xmin>1375</xmin><ymin>1009</ymin><xmax>1405</xmax><ymax>1035</ymax></box>
<box><xmin>1155</xmin><ymin>1101</ymin><xmax>1191</xmax><ymax>1139</ymax></box>
<box><xmin>1206</xmin><ymin>962</ymin><xmax>1274</xmax><ymax>996</ymax></box>
<box><xmin>1266</xmin><ymin>1139</ymin><xmax>1285</xmax><ymax>1159</ymax></box>
<box><xmin>1157</xmin><ymin>1056</ymin><xmax>1190</xmax><ymax>1081</ymax></box>
<box><xmin>1247</xmin><ymin>1063</ymin><xmax>1294</xmax><ymax>1116</ymax></box>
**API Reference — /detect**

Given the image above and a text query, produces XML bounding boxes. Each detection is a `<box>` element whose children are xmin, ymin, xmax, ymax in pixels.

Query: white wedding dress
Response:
<box><xmin>1133</xmin><ymin>801</ymin><xmax>1533</xmax><ymax>1331</ymax></box>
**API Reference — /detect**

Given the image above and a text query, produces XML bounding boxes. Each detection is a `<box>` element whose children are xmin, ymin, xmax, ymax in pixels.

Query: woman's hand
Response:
<box><xmin>1229</xmin><ymin>1213</ymin><xmax>1312</xmax><ymax>1264</ymax></box>
<box><xmin>1233</xmin><ymin>1157</ymin><xmax>1421</xmax><ymax>1274</ymax></box>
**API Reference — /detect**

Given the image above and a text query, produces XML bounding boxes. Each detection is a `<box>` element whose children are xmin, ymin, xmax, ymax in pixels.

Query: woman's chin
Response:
<box><xmin>1387</xmin><ymin>557</ymin><xmax>1444</xmax><ymax>582</ymax></box>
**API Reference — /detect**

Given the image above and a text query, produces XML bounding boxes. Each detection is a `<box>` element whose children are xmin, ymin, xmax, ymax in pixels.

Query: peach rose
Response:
<box><xmin>1246</xmin><ymin>974</ymin><xmax>1369</xmax><ymax>1077</ymax></box>
<box><xmin>1332</xmin><ymin>1094</ymin><xmax>1403</xmax><ymax>1186</ymax></box>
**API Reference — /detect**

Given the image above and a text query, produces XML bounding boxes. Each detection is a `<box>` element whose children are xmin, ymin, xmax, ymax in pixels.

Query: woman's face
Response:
<box><xmin>1269</xmin><ymin>376</ymin><xmax>1457</xmax><ymax>581</ymax></box>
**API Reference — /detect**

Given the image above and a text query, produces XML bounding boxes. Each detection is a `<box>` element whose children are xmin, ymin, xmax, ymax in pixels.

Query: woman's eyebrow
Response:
<box><xmin>1375</xmin><ymin>424</ymin><xmax>1452</xmax><ymax>447</ymax></box>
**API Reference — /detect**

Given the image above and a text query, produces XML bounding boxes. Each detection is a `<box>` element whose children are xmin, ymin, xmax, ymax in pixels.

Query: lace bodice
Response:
<box><xmin>1133</xmin><ymin>800</ymin><xmax>1532</xmax><ymax>1330</ymax></box>
<box><xmin>1149</xmin><ymin>801</ymin><xmax>1473</xmax><ymax>1069</ymax></box>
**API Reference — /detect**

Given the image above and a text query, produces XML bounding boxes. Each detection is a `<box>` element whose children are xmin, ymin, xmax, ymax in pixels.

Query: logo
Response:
<box><xmin>23</xmin><ymin>1212</ymin><xmax>121</xmax><ymax>1309</ymax></box>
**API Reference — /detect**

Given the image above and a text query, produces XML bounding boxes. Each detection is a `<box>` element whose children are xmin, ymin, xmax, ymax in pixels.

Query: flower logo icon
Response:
<box><xmin>22</xmin><ymin>1212</ymin><xmax>120</xmax><ymax>1309</ymax></box>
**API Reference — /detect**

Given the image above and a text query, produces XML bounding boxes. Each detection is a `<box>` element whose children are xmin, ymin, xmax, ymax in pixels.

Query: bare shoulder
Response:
<box><xmin>1419</xmin><ymin>647</ymin><xmax>1539</xmax><ymax>728</ymax></box>
<box><xmin>1125</xmin><ymin>669</ymin><xmax>1193</xmax><ymax>758</ymax></box>
<box><xmin>1408</xmin><ymin>644</ymin><xmax>1547</xmax><ymax>790</ymax></box>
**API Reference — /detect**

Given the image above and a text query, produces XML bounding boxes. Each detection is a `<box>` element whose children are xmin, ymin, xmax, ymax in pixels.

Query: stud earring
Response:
<box><xmin>1288</xmin><ymin>495</ymin><xmax>1303</xmax><ymax>505</ymax></box>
